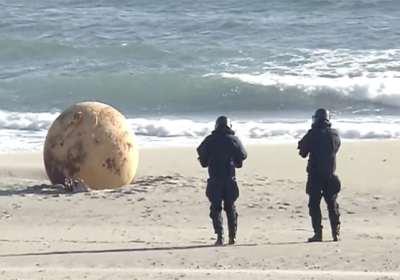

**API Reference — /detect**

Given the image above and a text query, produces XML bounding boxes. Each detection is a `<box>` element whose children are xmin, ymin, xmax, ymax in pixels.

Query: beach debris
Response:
<box><xmin>64</xmin><ymin>178</ymin><xmax>90</xmax><ymax>193</ymax></box>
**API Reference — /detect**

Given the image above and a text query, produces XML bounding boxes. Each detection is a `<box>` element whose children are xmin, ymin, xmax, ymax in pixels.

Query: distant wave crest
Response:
<box><xmin>1</xmin><ymin>71</ymin><xmax>400</xmax><ymax>114</ymax></box>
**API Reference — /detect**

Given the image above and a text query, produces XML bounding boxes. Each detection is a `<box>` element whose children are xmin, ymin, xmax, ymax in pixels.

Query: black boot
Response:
<box><xmin>332</xmin><ymin>223</ymin><xmax>340</xmax><ymax>242</ymax></box>
<box><xmin>210</xmin><ymin>205</ymin><xmax>224</xmax><ymax>245</ymax></box>
<box><xmin>308</xmin><ymin>229</ymin><xmax>323</xmax><ymax>242</ymax></box>
<box><xmin>215</xmin><ymin>233</ymin><xmax>224</xmax><ymax>246</ymax></box>
<box><xmin>308</xmin><ymin>213</ymin><xmax>323</xmax><ymax>242</ymax></box>
<box><xmin>225</xmin><ymin>205</ymin><xmax>238</xmax><ymax>245</ymax></box>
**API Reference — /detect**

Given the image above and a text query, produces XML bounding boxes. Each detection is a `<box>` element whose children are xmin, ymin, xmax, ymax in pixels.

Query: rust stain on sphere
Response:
<box><xmin>43</xmin><ymin>101</ymin><xmax>139</xmax><ymax>190</ymax></box>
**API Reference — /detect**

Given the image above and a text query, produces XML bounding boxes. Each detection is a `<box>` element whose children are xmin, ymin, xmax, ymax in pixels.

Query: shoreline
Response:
<box><xmin>0</xmin><ymin>137</ymin><xmax>398</xmax><ymax>154</ymax></box>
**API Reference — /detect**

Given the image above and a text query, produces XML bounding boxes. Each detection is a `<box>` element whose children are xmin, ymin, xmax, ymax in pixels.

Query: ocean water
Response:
<box><xmin>1</xmin><ymin>0</ymin><xmax>400</xmax><ymax>152</ymax></box>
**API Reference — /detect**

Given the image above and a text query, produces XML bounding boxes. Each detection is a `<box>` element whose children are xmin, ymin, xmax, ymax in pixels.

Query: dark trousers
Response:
<box><xmin>306</xmin><ymin>173</ymin><xmax>341</xmax><ymax>233</ymax></box>
<box><xmin>206</xmin><ymin>178</ymin><xmax>239</xmax><ymax>237</ymax></box>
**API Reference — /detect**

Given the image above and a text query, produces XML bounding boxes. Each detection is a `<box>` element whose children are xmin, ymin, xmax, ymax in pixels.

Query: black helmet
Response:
<box><xmin>312</xmin><ymin>108</ymin><xmax>330</xmax><ymax>124</ymax></box>
<box><xmin>215</xmin><ymin>115</ymin><xmax>232</xmax><ymax>130</ymax></box>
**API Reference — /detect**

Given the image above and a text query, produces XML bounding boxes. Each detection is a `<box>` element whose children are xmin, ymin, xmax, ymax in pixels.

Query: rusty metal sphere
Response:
<box><xmin>43</xmin><ymin>101</ymin><xmax>139</xmax><ymax>190</ymax></box>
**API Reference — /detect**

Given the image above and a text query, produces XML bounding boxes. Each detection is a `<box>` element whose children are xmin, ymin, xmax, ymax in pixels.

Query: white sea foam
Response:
<box><xmin>0</xmin><ymin>110</ymin><xmax>399</xmax><ymax>153</ymax></box>
<box><xmin>206</xmin><ymin>71</ymin><xmax>400</xmax><ymax>108</ymax></box>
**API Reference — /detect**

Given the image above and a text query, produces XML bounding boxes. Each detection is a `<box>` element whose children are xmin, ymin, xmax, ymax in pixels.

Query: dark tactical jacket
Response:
<box><xmin>298</xmin><ymin>120</ymin><xmax>341</xmax><ymax>175</ymax></box>
<box><xmin>197</xmin><ymin>128</ymin><xmax>247</xmax><ymax>179</ymax></box>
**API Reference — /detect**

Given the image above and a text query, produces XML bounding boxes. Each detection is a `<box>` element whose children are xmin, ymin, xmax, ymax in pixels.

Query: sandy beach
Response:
<box><xmin>0</xmin><ymin>140</ymin><xmax>400</xmax><ymax>279</ymax></box>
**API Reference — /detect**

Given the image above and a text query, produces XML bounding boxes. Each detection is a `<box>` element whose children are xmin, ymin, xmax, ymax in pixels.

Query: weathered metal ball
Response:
<box><xmin>43</xmin><ymin>101</ymin><xmax>139</xmax><ymax>190</ymax></box>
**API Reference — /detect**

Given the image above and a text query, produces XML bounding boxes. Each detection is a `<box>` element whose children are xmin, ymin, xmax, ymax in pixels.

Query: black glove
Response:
<box><xmin>198</xmin><ymin>157</ymin><xmax>208</xmax><ymax>168</ymax></box>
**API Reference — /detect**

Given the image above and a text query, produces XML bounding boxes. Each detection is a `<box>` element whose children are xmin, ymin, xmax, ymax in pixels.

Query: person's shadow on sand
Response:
<box><xmin>0</xmin><ymin>184</ymin><xmax>72</xmax><ymax>197</ymax></box>
<box><xmin>0</xmin><ymin>243</ymin><xmax>259</xmax><ymax>257</ymax></box>
<box><xmin>0</xmin><ymin>241</ymin><xmax>321</xmax><ymax>258</ymax></box>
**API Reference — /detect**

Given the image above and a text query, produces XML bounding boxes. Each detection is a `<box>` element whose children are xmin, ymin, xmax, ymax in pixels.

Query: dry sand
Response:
<box><xmin>0</xmin><ymin>141</ymin><xmax>400</xmax><ymax>279</ymax></box>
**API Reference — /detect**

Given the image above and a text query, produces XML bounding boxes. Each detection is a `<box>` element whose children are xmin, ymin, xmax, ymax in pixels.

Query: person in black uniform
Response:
<box><xmin>196</xmin><ymin>116</ymin><xmax>247</xmax><ymax>246</ymax></box>
<box><xmin>297</xmin><ymin>108</ymin><xmax>342</xmax><ymax>242</ymax></box>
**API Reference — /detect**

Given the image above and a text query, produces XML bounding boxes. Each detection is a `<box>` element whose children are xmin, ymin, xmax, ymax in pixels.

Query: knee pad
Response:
<box><xmin>209</xmin><ymin>204</ymin><xmax>222</xmax><ymax>219</ymax></box>
<box><xmin>329</xmin><ymin>205</ymin><xmax>340</xmax><ymax>217</ymax></box>
<box><xmin>327</xmin><ymin>202</ymin><xmax>339</xmax><ymax>214</ymax></box>
<box><xmin>210</xmin><ymin>204</ymin><xmax>222</xmax><ymax>211</ymax></box>
<box><xmin>223</xmin><ymin>203</ymin><xmax>236</xmax><ymax>213</ymax></box>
